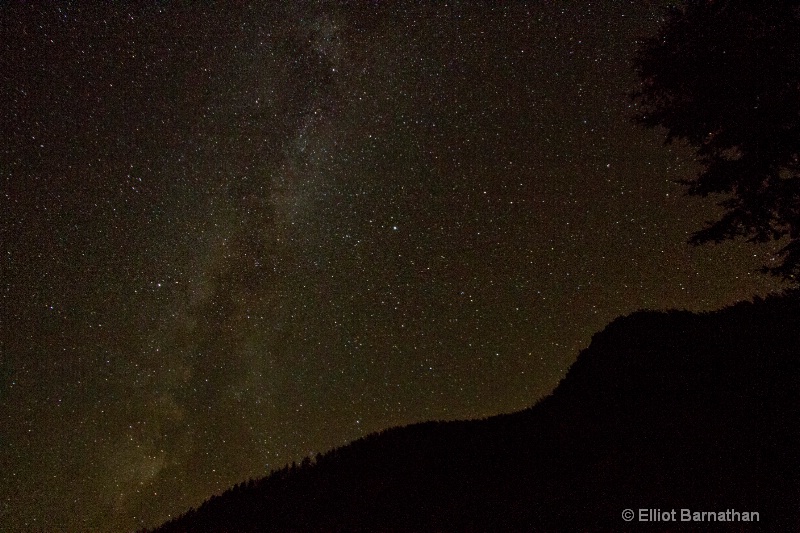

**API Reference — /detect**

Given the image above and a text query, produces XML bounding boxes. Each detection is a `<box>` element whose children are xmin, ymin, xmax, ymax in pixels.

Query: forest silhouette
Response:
<box><xmin>150</xmin><ymin>291</ymin><xmax>799</xmax><ymax>532</ymax></box>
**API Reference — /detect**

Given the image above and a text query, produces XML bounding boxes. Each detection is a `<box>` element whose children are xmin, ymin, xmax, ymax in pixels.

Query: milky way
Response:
<box><xmin>1</xmin><ymin>2</ymin><xmax>787</xmax><ymax>530</ymax></box>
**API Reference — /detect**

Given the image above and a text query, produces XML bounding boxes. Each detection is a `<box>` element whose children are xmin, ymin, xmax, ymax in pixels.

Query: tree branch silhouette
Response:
<box><xmin>632</xmin><ymin>0</ymin><xmax>800</xmax><ymax>282</ymax></box>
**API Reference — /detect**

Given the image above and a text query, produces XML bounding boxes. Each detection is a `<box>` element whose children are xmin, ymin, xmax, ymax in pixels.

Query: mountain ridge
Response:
<box><xmin>150</xmin><ymin>291</ymin><xmax>800</xmax><ymax>532</ymax></box>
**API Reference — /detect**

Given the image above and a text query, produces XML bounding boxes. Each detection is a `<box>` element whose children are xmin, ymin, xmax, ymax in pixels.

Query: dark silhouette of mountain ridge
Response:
<box><xmin>151</xmin><ymin>291</ymin><xmax>800</xmax><ymax>532</ymax></box>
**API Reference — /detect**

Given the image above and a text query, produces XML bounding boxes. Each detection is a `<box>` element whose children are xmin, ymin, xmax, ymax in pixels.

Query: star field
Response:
<box><xmin>1</xmin><ymin>2</ymin><xmax>788</xmax><ymax>531</ymax></box>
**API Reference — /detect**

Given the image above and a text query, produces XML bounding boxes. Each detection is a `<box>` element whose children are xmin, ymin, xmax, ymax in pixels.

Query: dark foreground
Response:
<box><xmin>152</xmin><ymin>292</ymin><xmax>799</xmax><ymax>532</ymax></box>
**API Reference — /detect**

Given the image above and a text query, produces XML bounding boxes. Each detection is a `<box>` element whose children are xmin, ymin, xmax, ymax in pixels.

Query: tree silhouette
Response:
<box><xmin>633</xmin><ymin>0</ymin><xmax>800</xmax><ymax>282</ymax></box>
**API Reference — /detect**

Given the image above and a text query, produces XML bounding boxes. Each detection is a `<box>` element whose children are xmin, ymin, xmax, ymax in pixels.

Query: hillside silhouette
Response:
<box><xmin>151</xmin><ymin>292</ymin><xmax>799</xmax><ymax>532</ymax></box>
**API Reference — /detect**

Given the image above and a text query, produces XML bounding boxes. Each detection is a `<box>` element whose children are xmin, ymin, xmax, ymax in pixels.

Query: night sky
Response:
<box><xmin>1</xmin><ymin>2</ymin><xmax>789</xmax><ymax>531</ymax></box>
